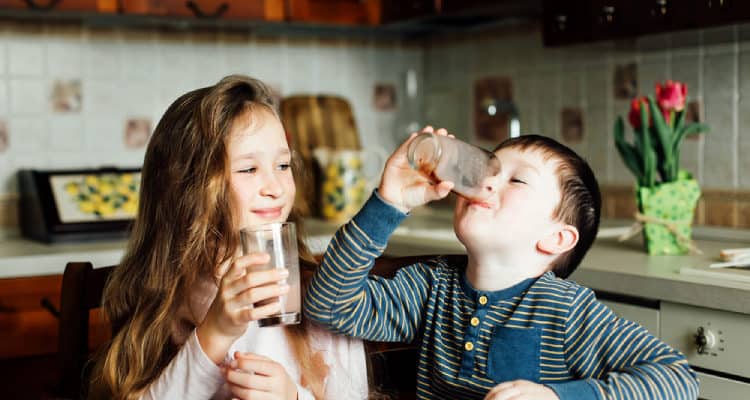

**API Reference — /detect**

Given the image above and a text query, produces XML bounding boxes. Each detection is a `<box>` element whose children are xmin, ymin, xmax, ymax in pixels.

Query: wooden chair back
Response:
<box><xmin>56</xmin><ymin>262</ymin><xmax>114</xmax><ymax>399</ymax></box>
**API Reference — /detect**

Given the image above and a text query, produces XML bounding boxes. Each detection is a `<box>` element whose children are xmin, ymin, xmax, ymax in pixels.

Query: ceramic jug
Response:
<box><xmin>313</xmin><ymin>147</ymin><xmax>385</xmax><ymax>223</ymax></box>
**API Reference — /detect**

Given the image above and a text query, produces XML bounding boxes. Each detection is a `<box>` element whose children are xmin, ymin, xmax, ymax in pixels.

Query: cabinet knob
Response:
<box><xmin>601</xmin><ymin>6</ymin><xmax>616</xmax><ymax>24</ymax></box>
<box><xmin>694</xmin><ymin>326</ymin><xmax>716</xmax><ymax>354</ymax></box>
<box><xmin>555</xmin><ymin>14</ymin><xmax>568</xmax><ymax>32</ymax></box>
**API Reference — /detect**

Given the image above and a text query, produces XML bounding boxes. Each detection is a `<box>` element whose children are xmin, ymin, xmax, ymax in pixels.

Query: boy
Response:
<box><xmin>304</xmin><ymin>129</ymin><xmax>699</xmax><ymax>400</ymax></box>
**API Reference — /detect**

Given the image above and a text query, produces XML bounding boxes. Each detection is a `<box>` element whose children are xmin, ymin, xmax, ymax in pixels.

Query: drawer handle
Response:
<box><xmin>23</xmin><ymin>0</ymin><xmax>62</xmax><ymax>10</ymax></box>
<box><xmin>185</xmin><ymin>1</ymin><xmax>229</xmax><ymax>19</ymax></box>
<box><xmin>40</xmin><ymin>297</ymin><xmax>60</xmax><ymax>319</ymax></box>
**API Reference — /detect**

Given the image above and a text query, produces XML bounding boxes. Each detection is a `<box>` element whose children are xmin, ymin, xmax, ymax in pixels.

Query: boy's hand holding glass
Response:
<box><xmin>378</xmin><ymin>126</ymin><xmax>454</xmax><ymax>212</ymax></box>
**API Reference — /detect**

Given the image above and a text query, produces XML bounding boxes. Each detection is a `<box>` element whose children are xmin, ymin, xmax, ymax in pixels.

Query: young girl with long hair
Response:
<box><xmin>88</xmin><ymin>75</ymin><xmax>368</xmax><ymax>399</ymax></box>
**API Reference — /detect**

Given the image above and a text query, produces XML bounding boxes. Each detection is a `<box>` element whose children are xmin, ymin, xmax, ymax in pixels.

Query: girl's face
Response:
<box><xmin>228</xmin><ymin>109</ymin><xmax>296</xmax><ymax>229</ymax></box>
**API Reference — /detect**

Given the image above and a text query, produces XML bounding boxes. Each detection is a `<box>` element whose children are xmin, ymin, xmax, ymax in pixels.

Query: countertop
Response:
<box><xmin>2</xmin><ymin>214</ymin><xmax>749</xmax><ymax>315</ymax></box>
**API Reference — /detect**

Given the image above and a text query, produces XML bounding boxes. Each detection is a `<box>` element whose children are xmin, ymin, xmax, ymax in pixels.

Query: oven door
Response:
<box><xmin>660</xmin><ymin>302</ymin><xmax>750</xmax><ymax>399</ymax></box>
<box><xmin>696</xmin><ymin>371</ymin><xmax>750</xmax><ymax>399</ymax></box>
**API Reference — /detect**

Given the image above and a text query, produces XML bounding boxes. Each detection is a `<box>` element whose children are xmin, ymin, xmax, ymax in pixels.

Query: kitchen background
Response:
<box><xmin>0</xmin><ymin>18</ymin><xmax>749</xmax><ymax>231</ymax></box>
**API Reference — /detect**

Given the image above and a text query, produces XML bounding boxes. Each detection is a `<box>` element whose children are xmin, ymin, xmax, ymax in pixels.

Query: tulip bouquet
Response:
<box><xmin>614</xmin><ymin>80</ymin><xmax>709</xmax><ymax>255</ymax></box>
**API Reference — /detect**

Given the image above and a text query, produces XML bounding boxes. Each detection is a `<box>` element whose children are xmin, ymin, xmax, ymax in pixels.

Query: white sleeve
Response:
<box><xmin>138</xmin><ymin>329</ymin><xmax>226</xmax><ymax>400</ymax></box>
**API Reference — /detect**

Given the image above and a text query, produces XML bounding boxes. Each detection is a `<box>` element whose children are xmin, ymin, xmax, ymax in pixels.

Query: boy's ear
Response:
<box><xmin>537</xmin><ymin>224</ymin><xmax>579</xmax><ymax>255</ymax></box>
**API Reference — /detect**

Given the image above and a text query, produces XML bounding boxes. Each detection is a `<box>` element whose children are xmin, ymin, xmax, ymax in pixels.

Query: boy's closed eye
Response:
<box><xmin>511</xmin><ymin>177</ymin><xmax>527</xmax><ymax>184</ymax></box>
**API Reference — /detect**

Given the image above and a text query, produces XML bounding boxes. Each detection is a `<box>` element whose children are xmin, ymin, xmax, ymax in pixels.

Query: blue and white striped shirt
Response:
<box><xmin>304</xmin><ymin>193</ymin><xmax>699</xmax><ymax>400</ymax></box>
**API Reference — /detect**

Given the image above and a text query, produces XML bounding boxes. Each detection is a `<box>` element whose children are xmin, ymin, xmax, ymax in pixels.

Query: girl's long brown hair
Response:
<box><xmin>88</xmin><ymin>75</ymin><xmax>324</xmax><ymax>399</ymax></box>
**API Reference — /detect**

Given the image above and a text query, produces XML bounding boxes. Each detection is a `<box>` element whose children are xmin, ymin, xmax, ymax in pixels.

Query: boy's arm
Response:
<box><xmin>546</xmin><ymin>287</ymin><xmax>699</xmax><ymax>400</ymax></box>
<box><xmin>304</xmin><ymin>191</ymin><xmax>435</xmax><ymax>343</ymax></box>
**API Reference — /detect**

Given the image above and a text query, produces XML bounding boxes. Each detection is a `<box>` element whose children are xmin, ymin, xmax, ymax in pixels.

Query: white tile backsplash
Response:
<box><xmin>48</xmin><ymin>115</ymin><xmax>84</xmax><ymax>151</ymax></box>
<box><xmin>8</xmin><ymin>117</ymin><xmax>47</xmax><ymax>153</ymax></box>
<box><xmin>9</xmin><ymin>79</ymin><xmax>46</xmax><ymax>115</ymax></box>
<box><xmin>0</xmin><ymin>80</ymin><xmax>7</xmax><ymax>115</ymax></box>
<box><xmin>4</xmin><ymin>19</ymin><xmax>750</xmax><ymax>199</ymax></box>
<box><xmin>8</xmin><ymin>38</ymin><xmax>45</xmax><ymax>77</ymax></box>
<box><xmin>84</xmin><ymin>29</ymin><xmax>123</xmax><ymax>80</ymax></box>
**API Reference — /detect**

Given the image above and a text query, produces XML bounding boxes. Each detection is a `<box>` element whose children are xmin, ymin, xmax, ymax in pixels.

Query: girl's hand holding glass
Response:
<box><xmin>224</xmin><ymin>352</ymin><xmax>298</xmax><ymax>400</ymax></box>
<box><xmin>197</xmin><ymin>253</ymin><xmax>290</xmax><ymax>364</ymax></box>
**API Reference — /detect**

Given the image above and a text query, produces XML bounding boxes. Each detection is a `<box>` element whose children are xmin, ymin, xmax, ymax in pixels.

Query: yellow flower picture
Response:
<box><xmin>51</xmin><ymin>172</ymin><xmax>141</xmax><ymax>223</ymax></box>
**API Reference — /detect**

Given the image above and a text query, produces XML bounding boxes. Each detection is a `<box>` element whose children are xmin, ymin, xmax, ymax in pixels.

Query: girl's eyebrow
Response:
<box><xmin>233</xmin><ymin>148</ymin><xmax>290</xmax><ymax>162</ymax></box>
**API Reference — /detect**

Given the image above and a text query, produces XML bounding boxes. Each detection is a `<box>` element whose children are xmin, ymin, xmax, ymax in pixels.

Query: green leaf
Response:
<box><xmin>639</xmin><ymin>102</ymin><xmax>656</xmax><ymax>187</ymax></box>
<box><xmin>647</xmin><ymin>96</ymin><xmax>675</xmax><ymax>181</ymax></box>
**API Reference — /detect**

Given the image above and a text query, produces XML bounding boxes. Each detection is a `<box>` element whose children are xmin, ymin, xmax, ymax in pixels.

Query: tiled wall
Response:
<box><xmin>2</xmin><ymin>20</ymin><xmax>749</xmax><ymax>230</ymax></box>
<box><xmin>0</xmin><ymin>22</ymin><xmax>423</xmax><ymax>195</ymax></box>
<box><xmin>422</xmin><ymin>24</ymin><xmax>750</xmax><ymax>228</ymax></box>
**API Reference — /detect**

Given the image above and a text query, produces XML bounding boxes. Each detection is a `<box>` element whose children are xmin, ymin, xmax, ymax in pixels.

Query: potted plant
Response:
<box><xmin>614</xmin><ymin>80</ymin><xmax>709</xmax><ymax>255</ymax></box>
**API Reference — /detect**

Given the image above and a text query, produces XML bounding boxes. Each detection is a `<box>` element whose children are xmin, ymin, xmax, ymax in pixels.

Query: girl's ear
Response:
<box><xmin>537</xmin><ymin>224</ymin><xmax>579</xmax><ymax>255</ymax></box>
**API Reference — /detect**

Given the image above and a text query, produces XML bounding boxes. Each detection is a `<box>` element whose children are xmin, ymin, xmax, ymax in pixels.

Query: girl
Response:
<box><xmin>88</xmin><ymin>75</ymin><xmax>368</xmax><ymax>400</ymax></box>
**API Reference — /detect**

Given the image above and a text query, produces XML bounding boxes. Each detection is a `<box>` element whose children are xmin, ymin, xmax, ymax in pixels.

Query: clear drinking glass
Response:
<box><xmin>407</xmin><ymin>132</ymin><xmax>501</xmax><ymax>200</ymax></box>
<box><xmin>240</xmin><ymin>222</ymin><xmax>301</xmax><ymax>327</ymax></box>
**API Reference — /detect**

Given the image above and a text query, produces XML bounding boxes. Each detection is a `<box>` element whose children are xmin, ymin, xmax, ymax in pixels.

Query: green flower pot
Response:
<box><xmin>637</xmin><ymin>174</ymin><xmax>701</xmax><ymax>255</ymax></box>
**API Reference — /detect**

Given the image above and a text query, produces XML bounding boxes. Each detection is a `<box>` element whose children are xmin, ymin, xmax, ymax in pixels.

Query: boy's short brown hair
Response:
<box><xmin>494</xmin><ymin>135</ymin><xmax>601</xmax><ymax>278</ymax></box>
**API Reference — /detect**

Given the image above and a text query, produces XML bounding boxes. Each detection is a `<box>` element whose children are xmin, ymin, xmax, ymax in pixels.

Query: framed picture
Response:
<box><xmin>18</xmin><ymin>168</ymin><xmax>141</xmax><ymax>242</ymax></box>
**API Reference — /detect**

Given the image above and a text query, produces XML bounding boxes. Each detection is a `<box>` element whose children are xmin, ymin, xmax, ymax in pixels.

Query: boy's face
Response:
<box><xmin>453</xmin><ymin>146</ymin><xmax>563</xmax><ymax>255</ymax></box>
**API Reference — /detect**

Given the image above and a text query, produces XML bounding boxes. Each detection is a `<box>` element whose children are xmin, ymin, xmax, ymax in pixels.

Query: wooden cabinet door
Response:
<box><xmin>0</xmin><ymin>274</ymin><xmax>109</xmax><ymax>359</ymax></box>
<box><xmin>0</xmin><ymin>0</ymin><xmax>100</xmax><ymax>11</ymax></box>
<box><xmin>286</xmin><ymin>0</ymin><xmax>381</xmax><ymax>26</ymax></box>
<box><xmin>121</xmin><ymin>0</ymin><xmax>284</xmax><ymax>20</ymax></box>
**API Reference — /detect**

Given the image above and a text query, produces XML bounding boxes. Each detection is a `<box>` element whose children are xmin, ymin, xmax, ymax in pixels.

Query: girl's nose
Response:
<box><xmin>259</xmin><ymin>172</ymin><xmax>284</xmax><ymax>198</ymax></box>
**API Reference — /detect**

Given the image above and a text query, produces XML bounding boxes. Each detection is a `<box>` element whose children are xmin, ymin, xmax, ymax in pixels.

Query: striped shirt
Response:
<box><xmin>304</xmin><ymin>193</ymin><xmax>699</xmax><ymax>400</ymax></box>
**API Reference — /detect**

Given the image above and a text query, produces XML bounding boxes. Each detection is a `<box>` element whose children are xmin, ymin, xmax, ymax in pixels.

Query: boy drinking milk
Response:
<box><xmin>304</xmin><ymin>128</ymin><xmax>699</xmax><ymax>400</ymax></box>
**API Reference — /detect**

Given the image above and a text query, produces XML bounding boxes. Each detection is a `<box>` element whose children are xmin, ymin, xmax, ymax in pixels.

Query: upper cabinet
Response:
<box><xmin>0</xmin><ymin>0</ymin><xmax>114</xmax><ymax>12</ymax></box>
<box><xmin>285</xmin><ymin>0</ymin><xmax>380</xmax><ymax>25</ymax></box>
<box><xmin>543</xmin><ymin>0</ymin><xmax>750</xmax><ymax>46</ymax></box>
<box><xmin>120</xmin><ymin>0</ymin><xmax>284</xmax><ymax>21</ymax></box>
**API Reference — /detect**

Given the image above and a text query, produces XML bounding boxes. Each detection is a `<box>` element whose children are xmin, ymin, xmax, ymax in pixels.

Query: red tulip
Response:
<box><xmin>628</xmin><ymin>97</ymin><xmax>648</xmax><ymax>129</ymax></box>
<box><xmin>655</xmin><ymin>80</ymin><xmax>687</xmax><ymax>112</ymax></box>
<box><xmin>628</xmin><ymin>96</ymin><xmax>672</xmax><ymax>130</ymax></box>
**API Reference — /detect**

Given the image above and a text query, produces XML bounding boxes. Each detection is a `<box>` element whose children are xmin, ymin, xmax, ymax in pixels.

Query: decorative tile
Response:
<box><xmin>561</xmin><ymin>107</ymin><xmax>584</xmax><ymax>143</ymax></box>
<box><xmin>373</xmin><ymin>83</ymin><xmax>397</xmax><ymax>111</ymax></box>
<box><xmin>124</xmin><ymin>117</ymin><xmax>152</xmax><ymax>149</ymax></box>
<box><xmin>614</xmin><ymin>63</ymin><xmax>638</xmax><ymax>100</ymax></box>
<box><xmin>0</xmin><ymin>120</ymin><xmax>7</xmax><ymax>153</ymax></box>
<box><xmin>51</xmin><ymin>80</ymin><xmax>82</xmax><ymax>113</ymax></box>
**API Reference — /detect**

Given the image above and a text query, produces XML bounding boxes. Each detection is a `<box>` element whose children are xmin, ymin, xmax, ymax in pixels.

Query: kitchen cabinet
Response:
<box><xmin>0</xmin><ymin>274</ymin><xmax>109</xmax><ymax>359</ymax></box>
<box><xmin>0</xmin><ymin>0</ymin><xmax>113</xmax><ymax>11</ymax></box>
<box><xmin>121</xmin><ymin>0</ymin><xmax>284</xmax><ymax>20</ymax></box>
<box><xmin>286</xmin><ymin>0</ymin><xmax>381</xmax><ymax>25</ymax></box>
<box><xmin>543</xmin><ymin>0</ymin><xmax>750</xmax><ymax>46</ymax></box>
